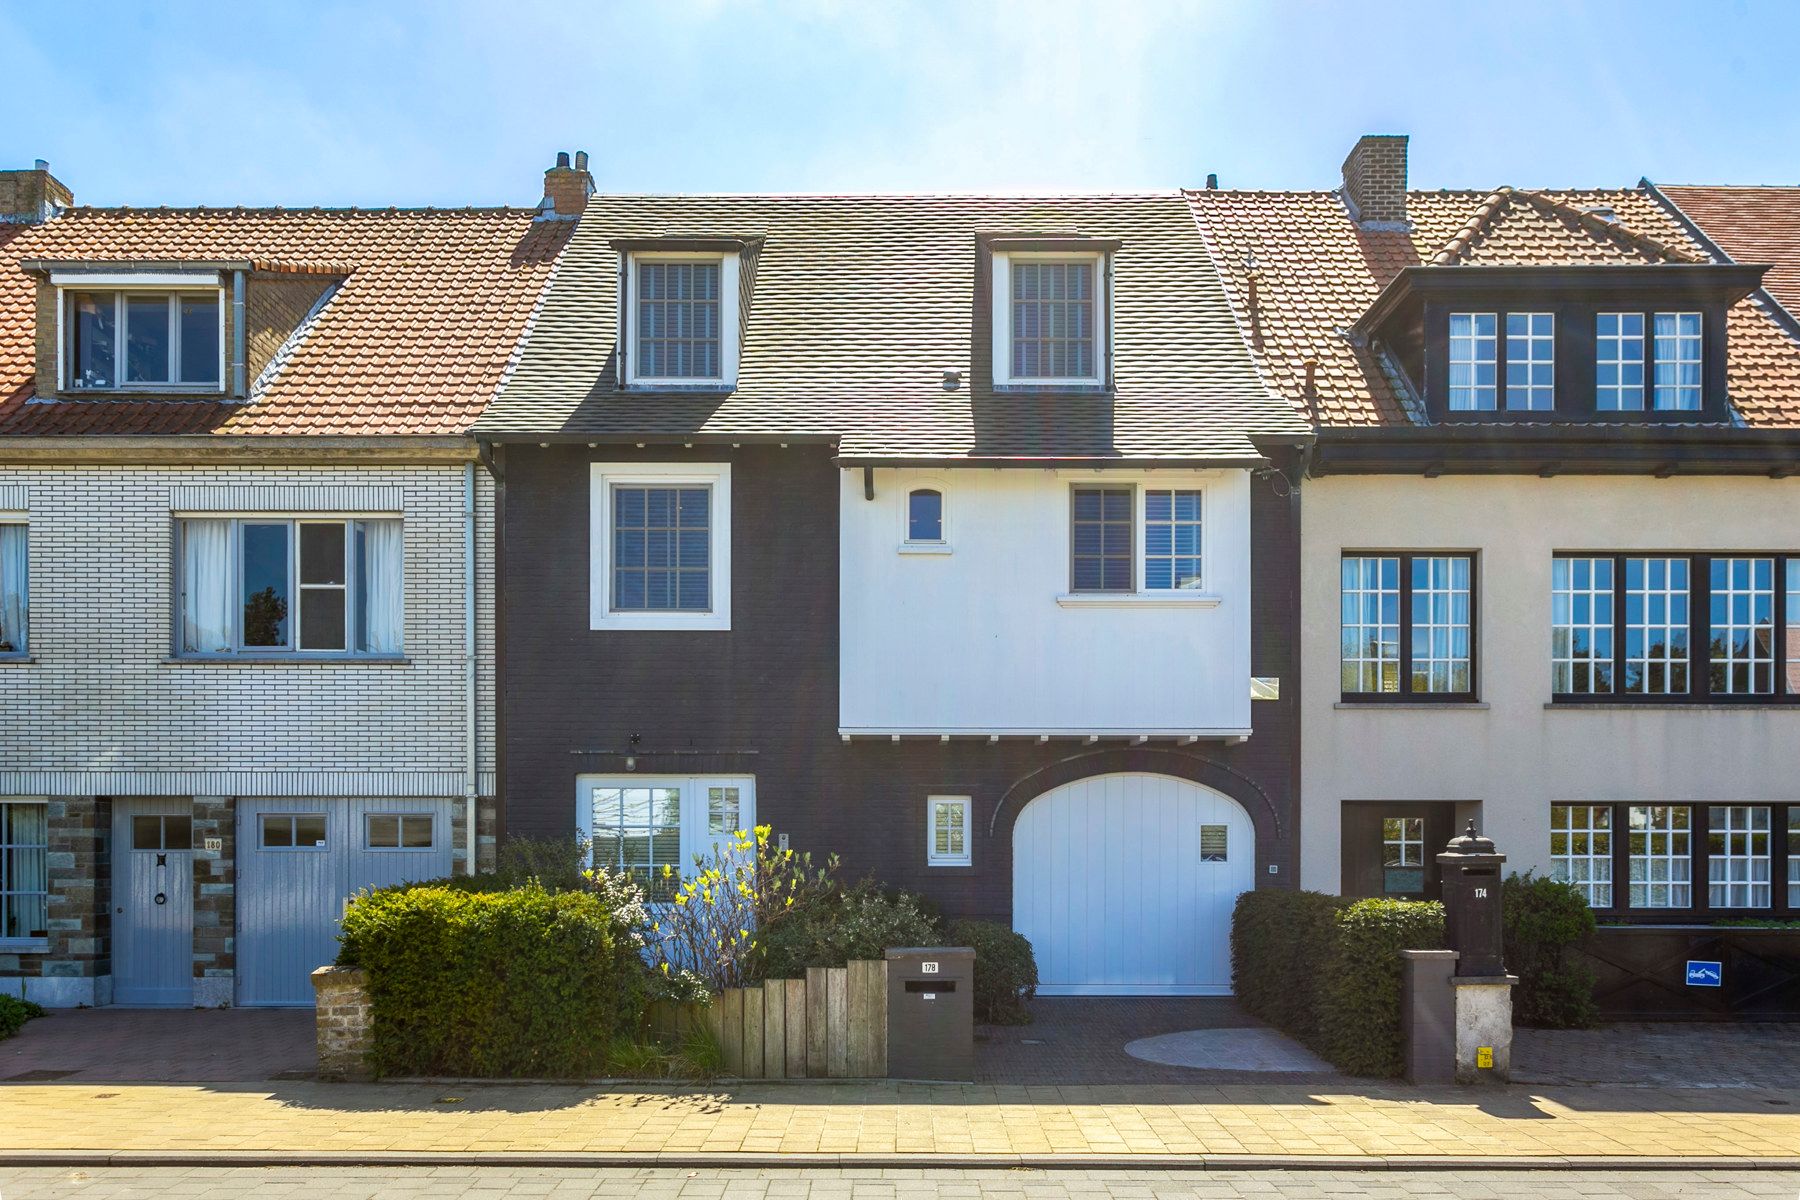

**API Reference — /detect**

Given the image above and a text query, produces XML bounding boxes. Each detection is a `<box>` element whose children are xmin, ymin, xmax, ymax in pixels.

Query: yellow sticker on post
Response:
<box><xmin>1476</xmin><ymin>1046</ymin><xmax>1494</xmax><ymax>1069</ymax></box>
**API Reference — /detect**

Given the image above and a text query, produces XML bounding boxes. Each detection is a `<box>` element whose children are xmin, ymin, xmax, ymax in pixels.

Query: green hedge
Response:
<box><xmin>0</xmin><ymin>995</ymin><xmax>45</xmax><ymax>1040</ymax></box>
<box><xmin>1502</xmin><ymin>872</ymin><xmax>1598</xmax><ymax>1028</ymax></box>
<box><xmin>1232</xmin><ymin>889</ymin><xmax>1443</xmax><ymax>1077</ymax></box>
<box><xmin>947</xmin><ymin>918</ymin><xmax>1038</xmax><ymax>1025</ymax></box>
<box><xmin>755</xmin><ymin>881</ymin><xmax>941</xmax><ymax>980</ymax></box>
<box><xmin>338</xmin><ymin>882</ymin><xmax>645</xmax><ymax>1078</ymax></box>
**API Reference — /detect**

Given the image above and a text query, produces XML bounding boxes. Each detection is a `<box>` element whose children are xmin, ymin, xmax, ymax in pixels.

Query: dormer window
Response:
<box><xmin>1653</xmin><ymin>312</ymin><xmax>1702</xmax><ymax>411</ymax></box>
<box><xmin>987</xmin><ymin>239</ymin><xmax>1114</xmax><ymax>388</ymax></box>
<box><xmin>1447</xmin><ymin>313</ymin><xmax>1496</xmax><ymax>410</ymax></box>
<box><xmin>1595</xmin><ymin>313</ymin><xmax>1645</xmax><ymax>410</ymax></box>
<box><xmin>59</xmin><ymin>278</ymin><xmax>222</xmax><ymax>392</ymax></box>
<box><xmin>617</xmin><ymin>244</ymin><xmax>742</xmax><ymax>389</ymax></box>
<box><xmin>1505</xmin><ymin>313</ymin><xmax>1554</xmax><ymax>411</ymax></box>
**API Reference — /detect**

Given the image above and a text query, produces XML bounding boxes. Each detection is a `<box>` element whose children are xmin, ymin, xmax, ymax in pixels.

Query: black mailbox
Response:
<box><xmin>885</xmin><ymin>946</ymin><xmax>974</xmax><ymax>1081</ymax></box>
<box><xmin>1436</xmin><ymin>821</ymin><xmax>1506</xmax><ymax>977</ymax></box>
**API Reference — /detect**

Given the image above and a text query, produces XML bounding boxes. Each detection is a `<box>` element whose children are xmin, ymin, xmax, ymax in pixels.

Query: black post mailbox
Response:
<box><xmin>1436</xmin><ymin>821</ymin><xmax>1506</xmax><ymax>977</ymax></box>
<box><xmin>884</xmin><ymin>946</ymin><xmax>974</xmax><ymax>1082</ymax></box>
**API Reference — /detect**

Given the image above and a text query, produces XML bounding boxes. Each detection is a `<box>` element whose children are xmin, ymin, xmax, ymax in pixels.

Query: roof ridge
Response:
<box><xmin>1512</xmin><ymin>188</ymin><xmax>1703</xmax><ymax>264</ymax></box>
<box><xmin>58</xmin><ymin>205</ymin><xmax>538</xmax><ymax>217</ymax></box>
<box><xmin>1429</xmin><ymin>187</ymin><xmax>1517</xmax><ymax>265</ymax></box>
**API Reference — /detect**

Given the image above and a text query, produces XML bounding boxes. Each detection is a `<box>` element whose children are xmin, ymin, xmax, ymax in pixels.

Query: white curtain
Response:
<box><xmin>0</xmin><ymin>524</ymin><xmax>25</xmax><ymax>655</ymax></box>
<box><xmin>358</xmin><ymin>520</ymin><xmax>404</xmax><ymax>654</ymax></box>
<box><xmin>180</xmin><ymin>519</ymin><xmax>233</xmax><ymax>653</ymax></box>
<box><xmin>3</xmin><ymin>802</ymin><xmax>48</xmax><ymax>940</ymax></box>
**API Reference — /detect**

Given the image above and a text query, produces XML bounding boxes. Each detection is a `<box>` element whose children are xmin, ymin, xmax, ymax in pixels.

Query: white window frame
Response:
<box><xmin>1056</xmin><ymin>478</ymin><xmax>1221</xmax><ymax>608</ymax></box>
<box><xmin>1504</xmin><ymin>312</ymin><xmax>1555</xmax><ymax>411</ymax></box>
<box><xmin>365</xmin><ymin>812</ymin><xmax>436</xmax><ymax>852</ymax></box>
<box><xmin>1623</xmin><ymin>556</ymin><xmax>1690</xmax><ymax>695</ymax></box>
<box><xmin>1550</xmin><ymin>804</ymin><xmax>1613</xmax><ymax>909</ymax></box>
<box><xmin>1707</xmin><ymin>805</ymin><xmax>1771</xmax><ymax>909</ymax></box>
<box><xmin>1551</xmin><ymin>556</ymin><xmax>1615</xmax><ymax>695</ymax></box>
<box><xmin>53</xmin><ymin>271</ymin><xmax>226</xmax><ymax>394</ymax></box>
<box><xmin>575</xmin><ymin>774</ymin><xmax>756</xmax><ymax>887</ymax></box>
<box><xmin>1141</xmin><ymin>487</ymin><xmax>1205</xmax><ymax>592</ymax></box>
<box><xmin>1652</xmin><ymin>311</ymin><xmax>1703</xmax><ymax>412</ymax></box>
<box><xmin>1447</xmin><ymin>312</ymin><xmax>1497</xmax><ymax>411</ymax></box>
<box><xmin>0</xmin><ymin>797</ymin><xmax>49</xmax><ymax>949</ymax></box>
<box><xmin>1708</xmin><ymin>556</ymin><xmax>1775</xmax><ymax>696</ymax></box>
<box><xmin>992</xmin><ymin>251</ymin><xmax>1109</xmax><ymax>388</ymax></box>
<box><xmin>589</xmin><ymin>463</ymin><xmax>732</xmax><ymax>631</ymax></box>
<box><xmin>927</xmin><ymin>795</ymin><xmax>972</xmax><ymax>867</ymax></box>
<box><xmin>174</xmin><ymin>514</ymin><xmax>404</xmax><ymax>658</ymax></box>
<box><xmin>621</xmin><ymin>252</ymin><xmax>741</xmax><ymax>389</ymax></box>
<box><xmin>1628</xmin><ymin>805</ymin><xmax>1691</xmax><ymax>909</ymax></box>
<box><xmin>1595</xmin><ymin>312</ymin><xmax>1646</xmax><ymax>411</ymax></box>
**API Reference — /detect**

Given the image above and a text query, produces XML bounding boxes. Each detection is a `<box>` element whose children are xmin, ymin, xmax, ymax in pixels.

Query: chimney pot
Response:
<box><xmin>574</xmin><ymin>150</ymin><xmax>589</xmax><ymax>171</ymax></box>
<box><xmin>1341</xmin><ymin>134</ymin><xmax>1409</xmax><ymax>229</ymax></box>
<box><xmin>34</xmin><ymin>159</ymin><xmax>48</xmax><ymax>172</ymax></box>
<box><xmin>556</xmin><ymin>151</ymin><xmax>571</xmax><ymax>168</ymax></box>
<box><xmin>1205</xmin><ymin>173</ymin><xmax>1218</xmax><ymax>190</ymax></box>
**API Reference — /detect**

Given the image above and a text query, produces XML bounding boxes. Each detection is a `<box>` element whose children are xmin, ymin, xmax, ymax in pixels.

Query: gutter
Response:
<box><xmin>463</xmin><ymin>463</ymin><xmax>479</xmax><ymax>877</ymax></box>
<box><xmin>1311</xmin><ymin>425</ymin><xmax>1800</xmax><ymax>477</ymax></box>
<box><xmin>0</xmin><ymin>435</ymin><xmax>480</xmax><ymax>466</ymax></box>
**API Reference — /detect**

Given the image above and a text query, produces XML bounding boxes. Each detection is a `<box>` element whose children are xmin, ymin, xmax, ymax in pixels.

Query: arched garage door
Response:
<box><xmin>1013</xmin><ymin>773</ymin><xmax>1255</xmax><ymax>995</ymax></box>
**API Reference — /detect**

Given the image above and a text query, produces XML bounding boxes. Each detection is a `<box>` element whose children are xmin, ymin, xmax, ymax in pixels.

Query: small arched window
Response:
<box><xmin>907</xmin><ymin>488</ymin><xmax>943</xmax><ymax>542</ymax></box>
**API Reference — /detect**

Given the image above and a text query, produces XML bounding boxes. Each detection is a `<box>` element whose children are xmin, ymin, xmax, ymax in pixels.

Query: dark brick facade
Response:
<box><xmin>497</xmin><ymin>443</ymin><xmax>1301</xmax><ymax>923</ymax></box>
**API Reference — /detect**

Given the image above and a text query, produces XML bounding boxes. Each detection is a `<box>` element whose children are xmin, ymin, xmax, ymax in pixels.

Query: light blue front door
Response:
<box><xmin>236</xmin><ymin>798</ymin><xmax>454</xmax><ymax>1007</ymax></box>
<box><xmin>111</xmin><ymin>799</ymin><xmax>195</xmax><ymax>1007</ymax></box>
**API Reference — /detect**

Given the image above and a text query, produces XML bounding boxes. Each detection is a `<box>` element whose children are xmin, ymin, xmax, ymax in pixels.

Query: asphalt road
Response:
<box><xmin>1</xmin><ymin>1167</ymin><xmax>1796</xmax><ymax>1199</ymax></box>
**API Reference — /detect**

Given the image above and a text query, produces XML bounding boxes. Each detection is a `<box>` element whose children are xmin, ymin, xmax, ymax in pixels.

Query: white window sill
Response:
<box><xmin>0</xmin><ymin>655</ymin><xmax>36</xmax><ymax>665</ymax></box>
<box><xmin>1336</xmin><ymin>701</ymin><xmax>1490</xmax><ymax>710</ymax></box>
<box><xmin>591</xmin><ymin>615</ymin><xmax>731</xmax><ymax>632</ymax></box>
<box><xmin>0</xmin><ymin>939</ymin><xmax>50</xmax><ymax>953</ymax></box>
<box><xmin>1544</xmin><ymin>701</ymin><xmax>1800</xmax><ymax>711</ymax></box>
<box><xmin>161</xmin><ymin>655</ymin><xmax>412</xmax><ymax>666</ymax></box>
<box><xmin>898</xmin><ymin>543</ymin><xmax>953</xmax><ymax>556</ymax></box>
<box><xmin>927</xmin><ymin>859</ymin><xmax>973</xmax><ymax>869</ymax></box>
<box><xmin>1056</xmin><ymin>592</ymin><xmax>1222</xmax><ymax>609</ymax></box>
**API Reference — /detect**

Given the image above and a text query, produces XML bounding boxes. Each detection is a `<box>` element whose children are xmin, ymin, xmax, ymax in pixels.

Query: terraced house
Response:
<box><xmin>1190</xmin><ymin>136</ymin><xmax>1800</xmax><ymax>934</ymax></box>
<box><xmin>0</xmin><ymin>158</ymin><xmax>571</xmax><ymax>1007</ymax></box>
<box><xmin>478</xmin><ymin>162</ymin><xmax>1310</xmax><ymax>996</ymax></box>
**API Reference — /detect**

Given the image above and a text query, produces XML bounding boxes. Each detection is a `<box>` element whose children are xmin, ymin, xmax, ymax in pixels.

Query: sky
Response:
<box><xmin>5</xmin><ymin>0</ymin><xmax>1800</xmax><ymax>208</ymax></box>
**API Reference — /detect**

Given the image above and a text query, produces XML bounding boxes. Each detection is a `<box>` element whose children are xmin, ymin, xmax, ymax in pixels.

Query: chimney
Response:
<box><xmin>1340</xmin><ymin>134</ymin><xmax>1408</xmax><ymax>229</ymax></box>
<box><xmin>539</xmin><ymin>149</ymin><xmax>593</xmax><ymax>220</ymax></box>
<box><xmin>0</xmin><ymin>159</ymin><xmax>74</xmax><ymax>224</ymax></box>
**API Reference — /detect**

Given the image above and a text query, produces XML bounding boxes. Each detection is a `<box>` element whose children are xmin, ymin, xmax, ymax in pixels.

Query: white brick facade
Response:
<box><xmin>0</xmin><ymin>459</ymin><xmax>495</xmax><ymax>798</ymax></box>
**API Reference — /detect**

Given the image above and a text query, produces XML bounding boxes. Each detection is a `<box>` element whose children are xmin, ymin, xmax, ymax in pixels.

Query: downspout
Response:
<box><xmin>464</xmin><ymin>462</ymin><xmax>479</xmax><ymax>875</ymax></box>
<box><xmin>230</xmin><ymin>270</ymin><xmax>246</xmax><ymax>396</ymax></box>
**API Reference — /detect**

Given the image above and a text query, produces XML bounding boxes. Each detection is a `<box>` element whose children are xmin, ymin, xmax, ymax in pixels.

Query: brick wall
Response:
<box><xmin>311</xmin><ymin>964</ymin><xmax>373</xmax><ymax>1078</ymax></box>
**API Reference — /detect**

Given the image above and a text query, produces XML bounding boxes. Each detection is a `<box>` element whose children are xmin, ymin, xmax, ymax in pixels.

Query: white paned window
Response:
<box><xmin>590</xmin><ymin>464</ymin><xmax>732</xmax><ymax>630</ymax></box>
<box><xmin>64</xmin><ymin>289</ymin><xmax>222</xmax><ymax>390</ymax></box>
<box><xmin>1070</xmin><ymin>486</ymin><xmax>1134</xmax><ymax>592</ymax></box>
<box><xmin>1383</xmin><ymin>817</ymin><xmax>1424</xmax><ymax>867</ymax></box>
<box><xmin>707</xmin><ymin>785</ymin><xmax>742</xmax><ymax>836</ymax></box>
<box><xmin>1596</xmin><ymin>313</ymin><xmax>1646</xmax><ymax>411</ymax></box>
<box><xmin>366</xmin><ymin>813</ymin><xmax>435</xmax><ymax>850</ymax></box>
<box><xmin>177</xmin><ymin>517</ymin><xmax>403</xmax><ymax>656</ymax></box>
<box><xmin>0</xmin><ymin>523</ymin><xmax>26</xmax><ymax>655</ymax></box>
<box><xmin>1143</xmin><ymin>489</ymin><xmax>1203</xmax><ymax>590</ymax></box>
<box><xmin>1551</xmin><ymin>805</ymin><xmax>1613</xmax><ymax>908</ymax></box>
<box><xmin>1552</xmin><ymin>557</ymin><xmax>1614</xmax><ymax>694</ymax></box>
<box><xmin>1708</xmin><ymin>557</ymin><xmax>1775</xmax><ymax>695</ymax></box>
<box><xmin>592</xmin><ymin>785</ymin><xmax>683</xmax><ymax>899</ymax></box>
<box><xmin>992</xmin><ymin>252</ymin><xmax>1108</xmax><ymax>387</ymax></box>
<box><xmin>1341</xmin><ymin>556</ymin><xmax>1400</xmax><ymax>693</ymax></box>
<box><xmin>623</xmin><ymin>254</ymin><xmax>741</xmax><ymax>388</ymax></box>
<box><xmin>927</xmin><ymin>796</ymin><xmax>971</xmax><ymax>867</ymax></box>
<box><xmin>1504</xmin><ymin>312</ymin><xmax>1554</xmax><ymax>411</ymax></box>
<box><xmin>1788</xmin><ymin>562</ymin><xmax>1800</xmax><ymax>695</ymax></box>
<box><xmin>260</xmin><ymin>813</ymin><xmax>327</xmax><ymax>851</ymax></box>
<box><xmin>1628</xmin><ymin>805</ymin><xmax>1691</xmax><ymax>909</ymax></box>
<box><xmin>0</xmin><ymin>800</ymin><xmax>48</xmax><ymax>944</ymax></box>
<box><xmin>1447</xmin><ymin>313</ymin><xmax>1497</xmax><ymax>410</ymax></box>
<box><xmin>1652</xmin><ymin>312</ymin><xmax>1702</xmax><ymax>411</ymax></box>
<box><xmin>1410</xmin><ymin>555</ymin><xmax>1472</xmax><ymax>694</ymax></box>
<box><xmin>1623</xmin><ymin>557</ymin><xmax>1689</xmax><ymax>695</ymax></box>
<box><xmin>1708</xmin><ymin>806</ymin><xmax>1771</xmax><ymax>909</ymax></box>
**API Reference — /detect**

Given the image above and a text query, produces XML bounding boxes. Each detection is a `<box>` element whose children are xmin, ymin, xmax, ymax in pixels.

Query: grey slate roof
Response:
<box><xmin>478</xmin><ymin>193</ymin><xmax>1307</xmax><ymax>461</ymax></box>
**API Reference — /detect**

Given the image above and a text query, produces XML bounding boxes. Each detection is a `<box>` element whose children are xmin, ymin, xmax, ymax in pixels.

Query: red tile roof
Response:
<box><xmin>1187</xmin><ymin>186</ymin><xmax>1800</xmax><ymax>428</ymax></box>
<box><xmin>1659</xmin><ymin>185</ymin><xmax>1800</xmax><ymax>319</ymax></box>
<box><xmin>0</xmin><ymin>208</ymin><xmax>571</xmax><ymax>437</ymax></box>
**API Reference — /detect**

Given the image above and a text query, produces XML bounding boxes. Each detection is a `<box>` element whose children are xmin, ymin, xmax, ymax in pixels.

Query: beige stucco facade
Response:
<box><xmin>1300</xmin><ymin>472</ymin><xmax>1800</xmax><ymax>893</ymax></box>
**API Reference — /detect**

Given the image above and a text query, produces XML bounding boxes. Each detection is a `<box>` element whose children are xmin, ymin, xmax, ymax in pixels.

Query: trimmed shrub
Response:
<box><xmin>338</xmin><ymin>882</ymin><xmax>643</xmax><ymax>1078</ymax></box>
<box><xmin>0</xmin><ymin>995</ymin><xmax>44</xmax><ymax>1040</ymax></box>
<box><xmin>1318</xmin><ymin>898</ymin><xmax>1446</xmax><ymax>1077</ymax></box>
<box><xmin>1231</xmin><ymin>888</ymin><xmax>1346</xmax><ymax>1046</ymax></box>
<box><xmin>1503</xmin><ymin>872</ymin><xmax>1598</xmax><ymax>1029</ymax></box>
<box><xmin>756</xmin><ymin>879</ymin><xmax>941</xmax><ymax>980</ymax></box>
<box><xmin>947</xmin><ymin>918</ymin><xmax>1038</xmax><ymax>1025</ymax></box>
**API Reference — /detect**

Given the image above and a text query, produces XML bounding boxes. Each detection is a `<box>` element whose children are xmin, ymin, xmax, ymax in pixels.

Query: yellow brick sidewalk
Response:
<box><xmin>2</xmin><ymin>1080</ymin><xmax>1798</xmax><ymax>1162</ymax></box>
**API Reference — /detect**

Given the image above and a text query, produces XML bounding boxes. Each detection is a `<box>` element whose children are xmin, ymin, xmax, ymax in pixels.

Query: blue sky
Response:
<box><xmin>6</xmin><ymin>0</ymin><xmax>1799</xmax><ymax>207</ymax></box>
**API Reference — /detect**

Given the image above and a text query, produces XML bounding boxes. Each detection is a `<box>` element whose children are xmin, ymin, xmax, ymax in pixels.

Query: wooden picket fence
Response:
<box><xmin>646</xmin><ymin>960</ymin><xmax>888</xmax><ymax>1079</ymax></box>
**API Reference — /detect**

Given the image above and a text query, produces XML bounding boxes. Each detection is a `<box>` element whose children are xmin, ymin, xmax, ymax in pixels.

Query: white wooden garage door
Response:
<box><xmin>236</xmin><ymin>798</ymin><xmax>455</xmax><ymax>1007</ymax></box>
<box><xmin>1012</xmin><ymin>773</ymin><xmax>1255</xmax><ymax>995</ymax></box>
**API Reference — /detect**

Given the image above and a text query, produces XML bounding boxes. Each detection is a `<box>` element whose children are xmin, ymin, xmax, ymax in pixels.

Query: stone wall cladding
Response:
<box><xmin>311</xmin><ymin>964</ymin><xmax>373</xmax><ymax>1079</ymax></box>
<box><xmin>191</xmin><ymin>795</ymin><xmax>234</xmax><ymax>999</ymax></box>
<box><xmin>0</xmin><ymin>462</ymin><xmax>496</xmax><ymax>786</ymax></box>
<box><xmin>11</xmin><ymin>797</ymin><xmax>111</xmax><ymax>981</ymax></box>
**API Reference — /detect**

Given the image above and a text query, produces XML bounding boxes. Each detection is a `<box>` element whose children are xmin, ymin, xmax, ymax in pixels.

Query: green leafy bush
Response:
<box><xmin>947</xmin><ymin>919</ymin><xmax>1037</xmax><ymax>1025</ymax></box>
<box><xmin>1502</xmin><ymin>872</ymin><xmax>1598</xmax><ymax>1029</ymax></box>
<box><xmin>756</xmin><ymin>879</ymin><xmax>941</xmax><ymax>980</ymax></box>
<box><xmin>1231</xmin><ymin>889</ymin><xmax>1347</xmax><ymax>1046</ymax></box>
<box><xmin>1319</xmin><ymin>898</ymin><xmax>1446</xmax><ymax>1076</ymax></box>
<box><xmin>0</xmin><ymin>995</ymin><xmax>45</xmax><ymax>1040</ymax></box>
<box><xmin>338</xmin><ymin>882</ymin><xmax>644</xmax><ymax>1078</ymax></box>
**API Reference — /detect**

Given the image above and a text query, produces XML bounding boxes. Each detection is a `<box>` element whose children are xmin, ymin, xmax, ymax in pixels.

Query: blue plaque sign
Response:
<box><xmin>1685</xmin><ymin>960</ymin><xmax>1723</xmax><ymax>988</ymax></box>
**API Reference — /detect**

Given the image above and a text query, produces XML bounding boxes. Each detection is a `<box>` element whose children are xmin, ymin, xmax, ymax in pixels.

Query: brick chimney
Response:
<box><xmin>1341</xmin><ymin>134</ymin><xmax>1408</xmax><ymax>229</ymax></box>
<box><xmin>0</xmin><ymin>160</ymin><xmax>73</xmax><ymax>224</ymax></box>
<box><xmin>539</xmin><ymin>150</ymin><xmax>593</xmax><ymax>220</ymax></box>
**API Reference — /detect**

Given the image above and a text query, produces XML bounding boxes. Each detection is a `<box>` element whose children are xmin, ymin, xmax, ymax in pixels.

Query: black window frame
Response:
<box><xmin>1069</xmin><ymin>484</ymin><xmax>1135</xmax><ymax>594</ymax></box>
<box><xmin>1550</xmin><ymin>551</ymin><xmax>1799</xmax><ymax>706</ymax></box>
<box><xmin>1338</xmin><ymin>551</ymin><xmax>1480</xmax><ymax>704</ymax></box>
<box><xmin>1550</xmin><ymin>801</ymin><xmax>1797</xmax><ymax>921</ymax></box>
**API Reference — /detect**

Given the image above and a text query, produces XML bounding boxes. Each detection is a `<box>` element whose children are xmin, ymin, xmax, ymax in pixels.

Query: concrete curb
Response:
<box><xmin>3</xmin><ymin>1151</ymin><xmax>1799</xmax><ymax>1172</ymax></box>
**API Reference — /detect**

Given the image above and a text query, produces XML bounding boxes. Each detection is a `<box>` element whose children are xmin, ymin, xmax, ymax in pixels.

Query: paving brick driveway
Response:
<box><xmin>0</xmin><ymin>1008</ymin><xmax>314</xmax><ymax>1083</ymax></box>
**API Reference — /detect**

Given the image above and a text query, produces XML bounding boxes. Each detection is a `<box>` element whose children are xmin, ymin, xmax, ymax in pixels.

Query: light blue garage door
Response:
<box><xmin>236</xmin><ymin>797</ymin><xmax>455</xmax><ymax>1007</ymax></box>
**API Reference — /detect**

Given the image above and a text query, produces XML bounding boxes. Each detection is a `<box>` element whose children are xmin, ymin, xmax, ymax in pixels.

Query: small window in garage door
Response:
<box><xmin>260</xmin><ymin>812</ymin><xmax>326</xmax><ymax>850</ymax></box>
<box><xmin>1200</xmin><ymin>825</ymin><xmax>1229</xmax><ymax>862</ymax></box>
<box><xmin>366</xmin><ymin>812</ymin><xmax>435</xmax><ymax>850</ymax></box>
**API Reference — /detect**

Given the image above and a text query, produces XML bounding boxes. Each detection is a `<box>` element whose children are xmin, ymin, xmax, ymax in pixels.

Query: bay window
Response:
<box><xmin>177</xmin><ymin>517</ymin><xmax>403</xmax><ymax>656</ymax></box>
